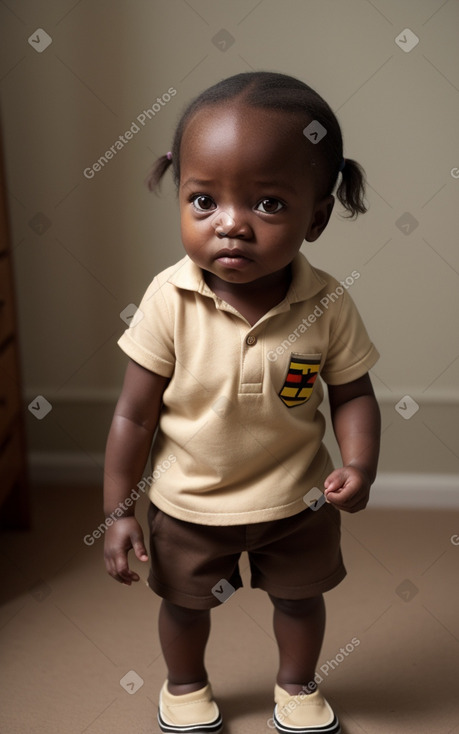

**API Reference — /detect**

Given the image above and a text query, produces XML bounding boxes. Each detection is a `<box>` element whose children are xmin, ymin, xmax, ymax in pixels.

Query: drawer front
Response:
<box><xmin>0</xmin><ymin>428</ymin><xmax>22</xmax><ymax>506</ymax></box>
<box><xmin>0</xmin><ymin>255</ymin><xmax>14</xmax><ymax>346</ymax></box>
<box><xmin>0</xmin><ymin>342</ymin><xmax>20</xmax><ymax>442</ymax></box>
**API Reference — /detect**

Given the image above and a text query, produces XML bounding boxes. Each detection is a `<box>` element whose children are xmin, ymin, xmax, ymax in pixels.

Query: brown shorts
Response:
<box><xmin>147</xmin><ymin>502</ymin><xmax>346</xmax><ymax>610</ymax></box>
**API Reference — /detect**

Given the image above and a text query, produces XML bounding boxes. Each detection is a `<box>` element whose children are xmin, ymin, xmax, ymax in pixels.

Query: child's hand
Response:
<box><xmin>104</xmin><ymin>517</ymin><xmax>149</xmax><ymax>585</ymax></box>
<box><xmin>323</xmin><ymin>465</ymin><xmax>372</xmax><ymax>513</ymax></box>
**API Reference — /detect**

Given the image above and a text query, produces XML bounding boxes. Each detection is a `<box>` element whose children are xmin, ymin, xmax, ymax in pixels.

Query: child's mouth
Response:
<box><xmin>215</xmin><ymin>249</ymin><xmax>252</xmax><ymax>268</ymax></box>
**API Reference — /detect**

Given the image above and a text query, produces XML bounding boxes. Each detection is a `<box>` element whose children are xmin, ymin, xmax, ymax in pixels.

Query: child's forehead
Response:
<box><xmin>181</xmin><ymin>103</ymin><xmax>310</xmax><ymax>170</ymax></box>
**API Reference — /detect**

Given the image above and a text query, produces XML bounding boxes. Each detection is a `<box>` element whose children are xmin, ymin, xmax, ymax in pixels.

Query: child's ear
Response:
<box><xmin>305</xmin><ymin>195</ymin><xmax>335</xmax><ymax>242</ymax></box>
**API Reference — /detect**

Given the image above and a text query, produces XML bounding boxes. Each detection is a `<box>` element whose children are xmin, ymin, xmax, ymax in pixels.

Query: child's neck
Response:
<box><xmin>204</xmin><ymin>265</ymin><xmax>292</xmax><ymax>326</ymax></box>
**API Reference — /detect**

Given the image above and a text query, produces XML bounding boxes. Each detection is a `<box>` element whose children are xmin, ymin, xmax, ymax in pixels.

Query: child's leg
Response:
<box><xmin>269</xmin><ymin>593</ymin><xmax>325</xmax><ymax>695</ymax></box>
<box><xmin>158</xmin><ymin>599</ymin><xmax>211</xmax><ymax>694</ymax></box>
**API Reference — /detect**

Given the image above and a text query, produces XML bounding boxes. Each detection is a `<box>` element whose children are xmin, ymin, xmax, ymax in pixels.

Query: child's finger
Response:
<box><xmin>114</xmin><ymin>550</ymin><xmax>135</xmax><ymax>584</ymax></box>
<box><xmin>130</xmin><ymin>529</ymin><xmax>149</xmax><ymax>562</ymax></box>
<box><xmin>325</xmin><ymin>486</ymin><xmax>351</xmax><ymax>503</ymax></box>
<box><xmin>324</xmin><ymin>469</ymin><xmax>346</xmax><ymax>493</ymax></box>
<box><xmin>133</xmin><ymin>540</ymin><xmax>149</xmax><ymax>562</ymax></box>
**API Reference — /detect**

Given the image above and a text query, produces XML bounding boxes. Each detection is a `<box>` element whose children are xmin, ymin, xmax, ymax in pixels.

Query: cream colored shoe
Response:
<box><xmin>158</xmin><ymin>681</ymin><xmax>223</xmax><ymax>733</ymax></box>
<box><xmin>273</xmin><ymin>684</ymin><xmax>340</xmax><ymax>733</ymax></box>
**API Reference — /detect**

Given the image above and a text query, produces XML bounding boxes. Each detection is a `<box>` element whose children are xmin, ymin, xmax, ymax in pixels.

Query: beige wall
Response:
<box><xmin>1</xmin><ymin>0</ymin><xmax>458</xmax><ymax>482</ymax></box>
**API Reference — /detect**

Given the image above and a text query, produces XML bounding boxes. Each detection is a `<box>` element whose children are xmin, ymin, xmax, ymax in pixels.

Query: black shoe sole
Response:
<box><xmin>157</xmin><ymin>711</ymin><xmax>223</xmax><ymax>734</ymax></box>
<box><xmin>273</xmin><ymin>709</ymin><xmax>341</xmax><ymax>734</ymax></box>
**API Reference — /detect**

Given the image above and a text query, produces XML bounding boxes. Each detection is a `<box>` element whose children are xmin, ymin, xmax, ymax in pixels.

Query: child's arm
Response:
<box><xmin>103</xmin><ymin>359</ymin><xmax>169</xmax><ymax>585</ymax></box>
<box><xmin>324</xmin><ymin>373</ymin><xmax>381</xmax><ymax>513</ymax></box>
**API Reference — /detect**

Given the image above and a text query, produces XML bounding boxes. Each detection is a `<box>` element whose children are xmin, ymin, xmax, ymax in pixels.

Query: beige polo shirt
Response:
<box><xmin>118</xmin><ymin>252</ymin><xmax>379</xmax><ymax>525</ymax></box>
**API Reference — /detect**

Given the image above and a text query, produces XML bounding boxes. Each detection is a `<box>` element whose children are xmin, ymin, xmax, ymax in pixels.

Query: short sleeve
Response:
<box><xmin>117</xmin><ymin>275</ymin><xmax>176</xmax><ymax>377</ymax></box>
<box><xmin>320</xmin><ymin>288</ymin><xmax>379</xmax><ymax>385</ymax></box>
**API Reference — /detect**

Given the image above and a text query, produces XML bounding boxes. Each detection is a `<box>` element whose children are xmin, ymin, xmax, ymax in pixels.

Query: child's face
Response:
<box><xmin>179</xmin><ymin>104</ymin><xmax>334</xmax><ymax>286</ymax></box>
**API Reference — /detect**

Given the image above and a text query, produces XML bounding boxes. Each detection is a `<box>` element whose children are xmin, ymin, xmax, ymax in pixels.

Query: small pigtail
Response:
<box><xmin>336</xmin><ymin>158</ymin><xmax>367</xmax><ymax>219</ymax></box>
<box><xmin>145</xmin><ymin>152</ymin><xmax>173</xmax><ymax>193</ymax></box>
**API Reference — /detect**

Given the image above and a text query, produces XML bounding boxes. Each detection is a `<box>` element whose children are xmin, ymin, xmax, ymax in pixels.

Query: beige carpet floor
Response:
<box><xmin>0</xmin><ymin>485</ymin><xmax>458</xmax><ymax>734</ymax></box>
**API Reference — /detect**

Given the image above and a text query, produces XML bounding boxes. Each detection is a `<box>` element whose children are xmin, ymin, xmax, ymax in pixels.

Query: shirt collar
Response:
<box><xmin>167</xmin><ymin>251</ymin><xmax>326</xmax><ymax>304</ymax></box>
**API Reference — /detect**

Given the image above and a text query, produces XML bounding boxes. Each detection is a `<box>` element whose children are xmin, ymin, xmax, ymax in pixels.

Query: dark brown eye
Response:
<box><xmin>192</xmin><ymin>195</ymin><xmax>215</xmax><ymax>212</ymax></box>
<box><xmin>256</xmin><ymin>198</ymin><xmax>284</xmax><ymax>214</ymax></box>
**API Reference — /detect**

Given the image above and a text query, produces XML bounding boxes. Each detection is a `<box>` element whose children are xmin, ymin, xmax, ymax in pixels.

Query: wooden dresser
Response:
<box><xmin>0</xmin><ymin>130</ymin><xmax>30</xmax><ymax>529</ymax></box>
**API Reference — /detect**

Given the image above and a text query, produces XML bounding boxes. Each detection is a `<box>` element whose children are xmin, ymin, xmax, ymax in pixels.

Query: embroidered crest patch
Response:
<box><xmin>279</xmin><ymin>356</ymin><xmax>321</xmax><ymax>407</ymax></box>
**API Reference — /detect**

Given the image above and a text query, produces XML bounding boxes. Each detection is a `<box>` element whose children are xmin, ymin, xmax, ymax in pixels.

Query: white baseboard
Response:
<box><xmin>369</xmin><ymin>473</ymin><xmax>459</xmax><ymax>509</ymax></box>
<box><xmin>28</xmin><ymin>453</ymin><xmax>459</xmax><ymax>509</ymax></box>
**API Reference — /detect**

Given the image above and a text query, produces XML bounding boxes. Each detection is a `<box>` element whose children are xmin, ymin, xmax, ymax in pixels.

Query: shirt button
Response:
<box><xmin>246</xmin><ymin>335</ymin><xmax>257</xmax><ymax>346</ymax></box>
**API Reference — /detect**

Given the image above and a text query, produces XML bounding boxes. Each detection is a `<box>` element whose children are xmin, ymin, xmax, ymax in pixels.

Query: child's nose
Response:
<box><xmin>212</xmin><ymin>211</ymin><xmax>235</xmax><ymax>236</ymax></box>
<box><xmin>212</xmin><ymin>210</ymin><xmax>252</xmax><ymax>238</ymax></box>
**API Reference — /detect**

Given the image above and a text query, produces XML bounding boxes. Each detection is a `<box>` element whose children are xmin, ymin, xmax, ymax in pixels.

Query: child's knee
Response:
<box><xmin>269</xmin><ymin>593</ymin><xmax>323</xmax><ymax>617</ymax></box>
